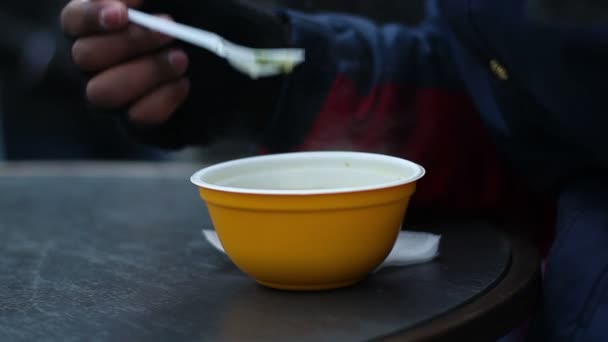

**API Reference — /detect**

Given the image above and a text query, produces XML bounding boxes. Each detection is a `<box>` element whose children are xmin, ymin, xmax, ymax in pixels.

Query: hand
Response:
<box><xmin>61</xmin><ymin>0</ymin><xmax>190</xmax><ymax>124</ymax></box>
<box><xmin>60</xmin><ymin>0</ymin><xmax>289</xmax><ymax>149</ymax></box>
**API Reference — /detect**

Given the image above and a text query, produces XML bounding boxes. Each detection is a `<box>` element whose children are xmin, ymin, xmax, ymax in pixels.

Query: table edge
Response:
<box><xmin>379</xmin><ymin>230</ymin><xmax>541</xmax><ymax>342</ymax></box>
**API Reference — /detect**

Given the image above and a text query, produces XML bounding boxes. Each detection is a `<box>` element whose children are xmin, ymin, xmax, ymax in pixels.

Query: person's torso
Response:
<box><xmin>438</xmin><ymin>0</ymin><xmax>608</xmax><ymax>190</ymax></box>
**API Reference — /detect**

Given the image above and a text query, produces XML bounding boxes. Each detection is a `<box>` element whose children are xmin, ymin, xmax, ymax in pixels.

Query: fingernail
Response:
<box><xmin>100</xmin><ymin>3</ymin><xmax>125</xmax><ymax>29</ymax></box>
<box><xmin>168</xmin><ymin>50</ymin><xmax>188</xmax><ymax>71</ymax></box>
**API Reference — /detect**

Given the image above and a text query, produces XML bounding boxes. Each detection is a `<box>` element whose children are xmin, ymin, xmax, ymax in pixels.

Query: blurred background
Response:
<box><xmin>0</xmin><ymin>0</ymin><xmax>425</xmax><ymax>163</ymax></box>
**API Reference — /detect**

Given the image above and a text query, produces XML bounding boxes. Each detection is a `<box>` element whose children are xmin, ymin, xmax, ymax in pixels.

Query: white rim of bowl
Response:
<box><xmin>190</xmin><ymin>151</ymin><xmax>426</xmax><ymax>196</ymax></box>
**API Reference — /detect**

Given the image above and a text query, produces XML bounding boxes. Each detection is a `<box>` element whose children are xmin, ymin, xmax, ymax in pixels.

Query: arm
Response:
<box><xmin>124</xmin><ymin>0</ymin><xmax>460</xmax><ymax>151</ymax></box>
<box><xmin>262</xmin><ymin>0</ymin><xmax>462</xmax><ymax>152</ymax></box>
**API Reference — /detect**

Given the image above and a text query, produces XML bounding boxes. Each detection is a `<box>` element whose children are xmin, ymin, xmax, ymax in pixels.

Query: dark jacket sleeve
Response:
<box><xmin>261</xmin><ymin>0</ymin><xmax>463</xmax><ymax>152</ymax></box>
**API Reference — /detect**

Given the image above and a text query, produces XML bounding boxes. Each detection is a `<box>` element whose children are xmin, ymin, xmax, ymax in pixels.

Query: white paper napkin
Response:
<box><xmin>202</xmin><ymin>229</ymin><xmax>440</xmax><ymax>272</ymax></box>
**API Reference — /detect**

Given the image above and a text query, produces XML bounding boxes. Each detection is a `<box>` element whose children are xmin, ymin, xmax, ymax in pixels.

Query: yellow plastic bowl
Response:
<box><xmin>191</xmin><ymin>151</ymin><xmax>425</xmax><ymax>291</ymax></box>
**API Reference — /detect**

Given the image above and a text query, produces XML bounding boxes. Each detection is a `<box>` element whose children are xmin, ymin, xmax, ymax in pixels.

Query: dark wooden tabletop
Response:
<box><xmin>0</xmin><ymin>162</ymin><xmax>541</xmax><ymax>342</ymax></box>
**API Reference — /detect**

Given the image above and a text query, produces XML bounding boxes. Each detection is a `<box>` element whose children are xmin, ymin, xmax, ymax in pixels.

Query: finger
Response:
<box><xmin>61</xmin><ymin>0</ymin><xmax>142</xmax><ymax>37</ymax></box>
<box><xmin>72</xmin><ymin>17</ymin><xmax>173</xmax><ymax>72</ymax></box>
<box><xmin>128</xmin><ymin>78</ymin><xmax>191</xmax><ymax>123</ymax></box>
<box><xmin>86</xmin><ymin>49</ymin><xmax>189</xmax><ymax>109</ymax></box>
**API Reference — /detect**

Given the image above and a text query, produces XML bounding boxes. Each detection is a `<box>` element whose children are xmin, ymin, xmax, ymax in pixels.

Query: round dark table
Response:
<box><xmin>0</xmin><ymin>163</ymin><xmax>541</xmax><ymax>341</ymax></box>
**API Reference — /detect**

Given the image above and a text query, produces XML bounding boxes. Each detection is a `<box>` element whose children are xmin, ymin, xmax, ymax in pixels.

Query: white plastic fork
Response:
<box><xmin>127</xmin><ymin>9</ymin><xmax>305</xmax><ymax>79</ymax></box>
